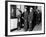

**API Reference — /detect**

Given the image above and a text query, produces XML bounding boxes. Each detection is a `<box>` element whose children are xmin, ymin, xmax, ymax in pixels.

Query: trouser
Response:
<box><xmin>17</xmin><ymin>22</ymin><xmax>21</xmax><ymax>30</ymax></box>
<box><xmin>24</xmin><ymin>19</ymin><xmax>29</xmax><ymax>31</ymax></box>
<box><xmin>32</xmin><ymin>19</ymin><xmax>36</xmax><ymax>30</ymax></box>
<box><xmin>28</xmin><ymin>21</ymin><xmax>33</xmax><ymax>31</ymax></box>
<box><xmin>17</xmin><ymin>18</ymin><xmax>21</xmax><ymax>30</ymax></box>
<box><xmin>21</xmin><ymin>17</ymin><xmax>24</xmax><ymax>28</ymax></box>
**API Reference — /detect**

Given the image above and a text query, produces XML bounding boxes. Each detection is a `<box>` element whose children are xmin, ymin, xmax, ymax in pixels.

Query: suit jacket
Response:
<box><xmin>28</xmin><ymin>11</ymin><xmax>33</xmax><ymax>23</ymax></box>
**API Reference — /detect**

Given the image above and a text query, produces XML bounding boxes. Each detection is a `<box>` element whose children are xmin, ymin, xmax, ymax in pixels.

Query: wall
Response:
<box><xmin>0</xmin><ymin>0</ymin><xmax>46</xmax><ymax>37</ymax></box>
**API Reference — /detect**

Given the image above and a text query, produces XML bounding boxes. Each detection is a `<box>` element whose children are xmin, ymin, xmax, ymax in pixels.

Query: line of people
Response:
<box><xmin>17</xmin><ymin>7</ymin><xmax>41</xmax><ymax>31</ymax></box>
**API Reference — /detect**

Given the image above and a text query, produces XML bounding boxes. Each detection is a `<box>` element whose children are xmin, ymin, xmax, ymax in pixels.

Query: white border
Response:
<box><xmin>8</xmin><ymin>2</ymin><xmax>44</xmax><ymax>35</ymax></box>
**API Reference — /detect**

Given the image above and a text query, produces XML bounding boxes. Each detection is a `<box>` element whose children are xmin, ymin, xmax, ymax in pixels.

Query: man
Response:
<box><xmin>28</xmin><ymin>7</ymin><xmax>34</xmax><ymax>31</ymax></box>
<box><xmin>36</xmin><ymin>9</ymin><xmax>41</xmax><ymax>25</ymax></box>
<box><xmin>23</xmin><ymin>7</ymin><xmax>28</xmax><ymax>31</ymax></box>
<box><xmin>17</xmin><ymin>8</ymin><xmax>22</xmax><ymax>30</ymax></box>
<box><xmin>32</xmin><ymin>6</ymin><xmax>41</xmax><ymax>30</ymax></box>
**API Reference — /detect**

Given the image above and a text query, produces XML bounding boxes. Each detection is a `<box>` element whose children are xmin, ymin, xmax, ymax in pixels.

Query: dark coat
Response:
<box><xmin>23</xmin><ymin>11</ymin><xmax>28</xmax><ymax>31</ymax></box>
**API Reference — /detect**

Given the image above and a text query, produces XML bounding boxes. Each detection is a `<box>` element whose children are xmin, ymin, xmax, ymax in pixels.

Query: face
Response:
<box><xmin>24</xmin><ymin>8</ymin><xmax>27</xmax><ymax>12</ymax></box>
<box><xmin>30</xmin><ymin>7</ymin><xmax>33</xmax><ymax>12</ymax></box>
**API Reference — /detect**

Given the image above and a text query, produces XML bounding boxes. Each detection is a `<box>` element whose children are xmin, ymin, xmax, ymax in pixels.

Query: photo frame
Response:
<box><xmin>5</xmin><ymin>1</ymin><xmax>45</xmax><ymax>36</ymax></box>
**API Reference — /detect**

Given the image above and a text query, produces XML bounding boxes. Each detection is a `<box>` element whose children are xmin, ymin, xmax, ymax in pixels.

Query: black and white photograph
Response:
<box><xmin>6</xmin><ymin>1</ymin><xmax>45</xmax><ymax>35</ymax></box>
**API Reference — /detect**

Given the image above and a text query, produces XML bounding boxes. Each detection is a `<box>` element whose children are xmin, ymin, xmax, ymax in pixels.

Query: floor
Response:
<box><xmin>11</xmin><ymin>23</ymin><xmax>42</xmax><ymax>32</ymax></box>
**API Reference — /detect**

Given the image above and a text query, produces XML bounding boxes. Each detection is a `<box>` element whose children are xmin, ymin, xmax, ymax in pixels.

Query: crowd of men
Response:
<box><xmin>16</xmin><ymin>6</ymin><xmax>41</xmax><ymax>31</ymax></box>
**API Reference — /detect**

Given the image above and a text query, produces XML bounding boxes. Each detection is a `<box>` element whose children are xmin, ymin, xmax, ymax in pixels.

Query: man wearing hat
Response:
<box><xmin>28</xmin><ymin>7</ymin><xmax>34</xmax><ymax>31</ymax></box>
<box><xmin>23</xmin><ymin>7</ymin><xmax>28</xmax><ymax>31</ymax></box>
